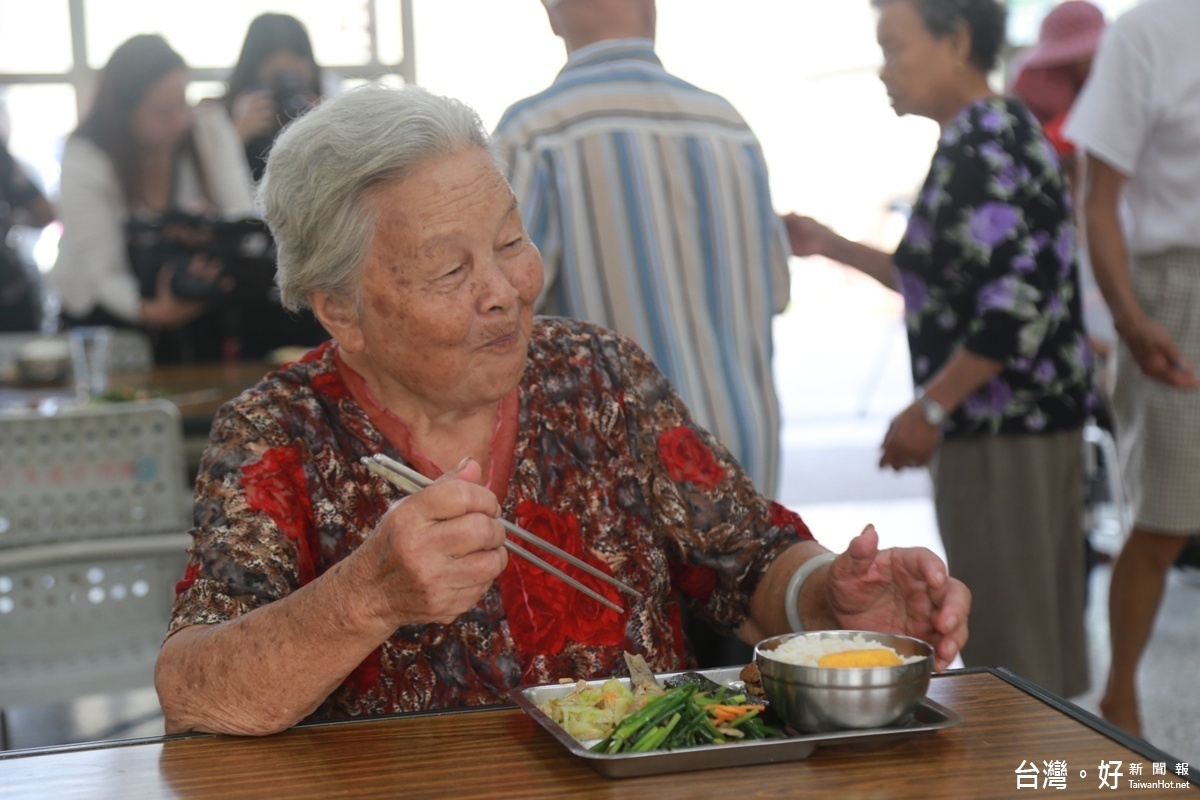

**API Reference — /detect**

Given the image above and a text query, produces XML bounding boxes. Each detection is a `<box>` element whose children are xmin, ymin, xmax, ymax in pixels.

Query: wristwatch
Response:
<box><xmin>915</xmin><ymin>388</ymin><xmax>947</xmax><ymax>427</ymax></box>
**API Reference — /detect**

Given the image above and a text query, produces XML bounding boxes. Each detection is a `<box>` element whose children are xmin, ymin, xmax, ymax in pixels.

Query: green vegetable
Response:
<box><xmin>589</xmin><ymin>684</ymin><xmax>780</xmax><ymax>754</ymax></box>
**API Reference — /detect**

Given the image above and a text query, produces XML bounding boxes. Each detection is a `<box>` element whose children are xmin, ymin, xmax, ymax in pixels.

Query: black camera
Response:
<box><xmin>270</xmin><ymin>71</ymin><xmax>313</xmax><ymax>119</ymax></box>
<box><xmin>127</xmin><ymin>211</ymin><xmax>278</xmax><ymax>302</ymax></box>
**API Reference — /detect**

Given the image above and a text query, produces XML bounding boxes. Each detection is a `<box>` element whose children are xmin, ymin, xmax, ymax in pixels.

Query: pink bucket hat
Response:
<box><xmin>1021</xmin><ymin>1</ymin><xmax>1106</xmax><ymax>70</ymax></box>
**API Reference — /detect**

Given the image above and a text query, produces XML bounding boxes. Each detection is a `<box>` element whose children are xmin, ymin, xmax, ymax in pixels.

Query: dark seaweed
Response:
<box><xmin>663</xmin><ymin>672</ymin><xmax>728</xmax><ymax>694</ymax></box>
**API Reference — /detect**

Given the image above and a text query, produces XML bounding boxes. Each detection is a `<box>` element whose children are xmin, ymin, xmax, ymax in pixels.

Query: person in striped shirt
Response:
<box><xmin>493</xmin><ymin>0</ymin><xmax>791</xmax><ymax>499</ymax></box>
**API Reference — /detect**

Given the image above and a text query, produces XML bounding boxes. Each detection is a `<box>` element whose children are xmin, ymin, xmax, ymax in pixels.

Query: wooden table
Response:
<box><xmin>0</xmin><ymin>669</ymin><xmax>1194</xmax><ymax>799</ymax></box>
<box><xmin>0</xmin><ymin>361</ymin><xmax>272</xmax><ymax>430</ymax></box>
<box><xmin>108</xmin><ymin>361</ymin><xmax>274</xmax><ymax>435</ymax></box>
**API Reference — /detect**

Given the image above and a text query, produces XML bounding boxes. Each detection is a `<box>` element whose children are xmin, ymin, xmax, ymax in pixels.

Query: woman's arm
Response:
<box><xmin>155</xmin><ymin>458</ymin><xmax>509</xmax><ymax>736</ymax></box>
<box><xmin>156</xmin><ymin>550</ymin><xmax>399</xmax><ymax>735</ymax></box>
<box><xmin>782</xmin><ymin>213</ymin><xmax>899</xmax><ymax>291</ymax></box>
<box><xmin>877</xmin><ymin>347</ymin><xmax>1004</xmax><ymax>470</ymax></box>
<box><xmin>745</xmin><ymin>527</ymin><xmax>969</xmax><ymax>672</ymax></box>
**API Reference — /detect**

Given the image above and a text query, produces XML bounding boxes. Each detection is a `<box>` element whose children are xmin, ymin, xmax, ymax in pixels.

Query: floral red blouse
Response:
<box><xmin>169</xmin><ymin>317</ymin><xmax>811</xmax><ymax>720</ymax></box>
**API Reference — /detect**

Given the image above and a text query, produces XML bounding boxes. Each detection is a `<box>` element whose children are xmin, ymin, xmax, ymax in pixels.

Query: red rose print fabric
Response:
<box><xmin>657</xmin><ymin>426</ymin><xmax>725</xmax><ymax>488</ymax></box>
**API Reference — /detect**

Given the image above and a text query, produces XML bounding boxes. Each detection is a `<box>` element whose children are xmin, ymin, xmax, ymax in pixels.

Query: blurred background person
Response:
<box><xmin>1011</xmin><ymin>1</ymin><xmax>1115</xmax><ymax>380</ymax></box>
<box><xmin>492</xmin><ymin>0</ymin><xmax>792</xmax><ymax>668</ymax></box>
<box><xmin>0</xmin><ymin>133</ymin><xmax>55</xmax><ymax>332</ymax></box>
<box><xmin>215</xmin><ymin>12</ymin><xmax>330</xmax><ymax>355</ymax></box>
<box><xmin>1011</xmin><ymin>1</ymin><xmax>1105</xmax><ymax>185</ymax></box>
<box><xmin>1065</xmin><ymin>0</ymin><xmax>1200</xmax><ymax>737</ymax></box>
<box><xmin>221</xmin><ymin>13</ymin><xmax>323</xmax><ymax>183</ymax></box>
<box><xmin>785</xmin><ymin>0</ymin><xmax>1093</xmax><ymax>699</ymax></box>
<box><xmin>48</xmin><ymin>34</ymin><xmax>255</xmax><ymax>364</ymax></box>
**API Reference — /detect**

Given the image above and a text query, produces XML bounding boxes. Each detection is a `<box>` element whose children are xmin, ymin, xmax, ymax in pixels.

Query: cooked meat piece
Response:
<box><xmin>740</xmin><ymin>661</ymin><xmax>765</xmax><ymax>699</ymax></box>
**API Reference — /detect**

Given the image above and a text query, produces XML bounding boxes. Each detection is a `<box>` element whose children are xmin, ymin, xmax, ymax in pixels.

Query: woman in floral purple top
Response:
<box><xmin>785</xmin><ymin>0</ymin><xmax>1091</xmax><ymax>698</ymax></box>
<box><xmin>153</xmin><ymin>84</ymin><xmax>971</xmax><ymax>736</ymax></box>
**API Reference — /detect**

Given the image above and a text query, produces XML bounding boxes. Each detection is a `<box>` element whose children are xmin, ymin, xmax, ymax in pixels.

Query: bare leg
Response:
<box><xmin>1100</xmin><ymin>527</ymin><xmax>1189</xmax><ymax>736</ymax></box>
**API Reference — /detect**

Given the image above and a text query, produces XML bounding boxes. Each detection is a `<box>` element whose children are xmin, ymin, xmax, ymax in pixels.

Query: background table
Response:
<box><xmin>0</xmin><ymin>669</ymin><xmax>1194</xmax><ymax>799</ymax></box>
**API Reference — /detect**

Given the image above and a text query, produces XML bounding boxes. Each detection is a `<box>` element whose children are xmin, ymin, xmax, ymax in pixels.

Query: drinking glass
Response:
<box><xmin>69</xmin><ymin>326</ymin><xmax>112</xmax><ymax>402</ymax></box>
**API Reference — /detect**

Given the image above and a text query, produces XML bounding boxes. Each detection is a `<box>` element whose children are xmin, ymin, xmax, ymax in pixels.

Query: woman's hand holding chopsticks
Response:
<box><xmin>357</xmin><ymin>458</ymin><xmax>510</xmax><ymax>626</ymax></box>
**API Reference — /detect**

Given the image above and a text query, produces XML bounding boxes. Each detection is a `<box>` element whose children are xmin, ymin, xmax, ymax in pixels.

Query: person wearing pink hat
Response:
<box><xmin>1012</xmin><ymin>1</ymin><xmax>1106</xmax><ymax>163</ymax></box>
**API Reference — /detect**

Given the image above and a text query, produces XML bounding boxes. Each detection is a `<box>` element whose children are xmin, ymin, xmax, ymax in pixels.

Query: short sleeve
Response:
<box><xmin>166</xmin><ymin>404</ymin><xmax>311</xmax><ymax>637</ymax></box>
<box><xmin>1065</xmin><ymin>23</ymin><xmax>1155</xmax><ymax>176</ymax></box>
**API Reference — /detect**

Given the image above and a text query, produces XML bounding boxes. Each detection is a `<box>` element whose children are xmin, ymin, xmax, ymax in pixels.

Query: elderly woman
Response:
<box><xmin>785</xmin><ymin>0</ymin><xmax>1092</xmax><ymax>698</ymax></box>
<box><xmin>154</xmin><ymin>84</ymin><xmax>969</xmax><ymax>736</ymax></box>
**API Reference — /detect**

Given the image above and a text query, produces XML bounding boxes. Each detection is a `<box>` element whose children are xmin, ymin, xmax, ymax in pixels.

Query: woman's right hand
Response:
<box><xmin>139</xmin><ymin>254</ymin><xmax>222</xmax><ymax>328</ymax></box>
<box><xmin>231</xmin><ymin>89</ymin><xmax>277</xmax><ymax>143</ymax></box>
<box><xmin>359</xmin><ymin>459</ymin><xmax>509</xmax><ymax>627</ymax></box>
<box><xmin>782</xmin><ymin>213</ymin><xmax>836</xmax><ymax>258</ymax></box>
<box><xmin>1120</xmin><ymin>314</ymin><xmax>1200</xmax><ymax>388</ymax></box>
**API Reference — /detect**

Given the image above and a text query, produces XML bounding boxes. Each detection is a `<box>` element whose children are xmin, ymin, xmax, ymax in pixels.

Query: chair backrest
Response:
<box><xmin>0</xmin><ymin>534</ymin><xmax>188</xmax><ymax>707</ymax></box>
<box><xmin>0</xmin><ymin>400</ymin><xmax>189</xmax><ymax>550</ymax></box>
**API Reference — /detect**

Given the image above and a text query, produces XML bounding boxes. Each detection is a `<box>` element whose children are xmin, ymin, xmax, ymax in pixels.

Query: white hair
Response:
<box><xmin>257</xmin><ymin>83</ymin><xmax>492</xmax><ymax>311</ymax></box>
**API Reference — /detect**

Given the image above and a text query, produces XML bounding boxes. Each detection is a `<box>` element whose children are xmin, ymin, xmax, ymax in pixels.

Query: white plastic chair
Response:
<box><xmin>0</xmin><ymin>400</ymin><xmax>192</xmax><ymax>748</ymax></box>
<box><xmin>0</xmin><ymin>400</ymin><xmax>189</xmax><ymax>549</ymax></box>
<box><xmin>0</xmin><ymin>533</ymin><xmax>189</xmax><ymax>746</ymax></box>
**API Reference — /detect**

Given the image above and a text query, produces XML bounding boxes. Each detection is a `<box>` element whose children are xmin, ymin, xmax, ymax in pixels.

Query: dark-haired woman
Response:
<box><xmin>784</xmin><ymin>0</ymin><xmax>1093</xmax><ymax>697</ymax></box>
<box><xmin>212</xmin><ymin>14</ymin><xmax>331</xmax><ymax>354</ymax></box>
<box><xmin>49</xmin><ymin>34</ymin><xmax>255</xmax><ymax>363</ymax></box>
<box><xmin>222</xmin><ymin>13</ymin><xmax>322</xmax><ymax>182</ymax></box>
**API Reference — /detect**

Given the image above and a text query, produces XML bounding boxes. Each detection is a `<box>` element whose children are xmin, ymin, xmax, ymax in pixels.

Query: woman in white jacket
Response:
<box><xmin>50</xmin><ymin>34</ymin><xmax>256</xmax><ymax>363</ymax></box>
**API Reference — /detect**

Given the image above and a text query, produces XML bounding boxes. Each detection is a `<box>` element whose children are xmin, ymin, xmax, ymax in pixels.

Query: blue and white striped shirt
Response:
<box><xmin>493</xmin><ymin>39</ymin><xmax>790</xmax><ymax>494</ymax></box>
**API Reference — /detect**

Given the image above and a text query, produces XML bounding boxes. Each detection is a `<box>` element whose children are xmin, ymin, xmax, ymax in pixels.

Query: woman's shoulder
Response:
<box><xmin>530</xmin><ymin>316</ymin><xmax>651</xmax><ymax>364</ymax></box>
<box><xmin>60</xmin><ymin>136</ymin><xmax>116</xmax><ymax>179</ymax></box>
<box><xmin>942</xmin><ymin>97</ymin><xmax>1062</xmax><ymax>183</ymax></box>
<box><xmin>57</xmin><ymin>136</ymin><xmax>123</xmax><ymax>207</ymax></box>
<box><xmin>217</xmin><ymin>343</ymin><xmax>346</xmax><ymax>432</ymax></box>
<box><xmin>526</xmin><ymin>316</ymin><xmax>671</xmax><ymax>406</ymax></box>
<box><xmin>947</xmin><ymin>97</ymin><xmax>1039</xmax><ymax>144</ymax></box>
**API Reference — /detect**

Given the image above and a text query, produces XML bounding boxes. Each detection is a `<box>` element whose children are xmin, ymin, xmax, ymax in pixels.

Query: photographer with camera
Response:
<box><xmin>211</xmin><ymin>13</ymin><xmax>330</xmax><ymax>357</ymax></box>
<box><xmin>221</xmin><ymin>13</ymin><xmax>322</xmax><ymax>183</ymax></box>
<box><xmin>49</xmin><ymin>34</ymin><xmax>257</xmax><ymax>363</ymax></box>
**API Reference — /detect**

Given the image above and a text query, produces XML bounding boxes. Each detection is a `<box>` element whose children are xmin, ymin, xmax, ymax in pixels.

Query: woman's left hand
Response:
<box><xmin>879</xmin><ymin>402</ymin><xmax>939</xmax><ymax>470</ymax></box>
<box><xmin>825</xmin><ymin>525</ymin><xmax>970</xmax><ymax>672</ymax></box>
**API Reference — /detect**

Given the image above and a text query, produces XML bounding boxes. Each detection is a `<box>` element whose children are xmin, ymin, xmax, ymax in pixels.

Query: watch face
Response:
<box><xmin>920</xmin><ymin>397</ymin><xmax>945</xmax><ymax>426</ymax></box>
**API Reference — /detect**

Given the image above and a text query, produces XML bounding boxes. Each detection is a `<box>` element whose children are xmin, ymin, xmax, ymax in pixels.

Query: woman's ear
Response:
<box><xmin>310</xmin><ymin>291</ymin><xmax>365</xmax><ymax>353</ymax></box>
<box><xmin>950</xmin><ymin>21</ymin><xmax>972</xmax><ymax>69</ymax></box>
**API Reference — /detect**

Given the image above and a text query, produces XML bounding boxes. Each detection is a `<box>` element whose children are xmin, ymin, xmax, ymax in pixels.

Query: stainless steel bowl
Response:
<box><xmin>15</xmin><ymin>354</ymin><xmax>70</xmax><ymax>385</ymax></box>
<box><xmin>755</xmin><ymin>630</ymin><xmax>933</xmax><ymax>733</ymax></box>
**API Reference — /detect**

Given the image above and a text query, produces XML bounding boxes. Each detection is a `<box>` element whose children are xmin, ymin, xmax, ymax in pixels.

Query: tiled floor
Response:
<box><xmin>4</xmin><ymin>267</ymin><xmax>1198</xmax><ymax>770</ymax></box>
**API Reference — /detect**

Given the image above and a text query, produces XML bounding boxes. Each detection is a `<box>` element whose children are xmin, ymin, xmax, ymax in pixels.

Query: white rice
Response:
<box><xmin>766</xmin><ymin>633</ymin><xmax>925</xmax><ymax>667</ymax></box>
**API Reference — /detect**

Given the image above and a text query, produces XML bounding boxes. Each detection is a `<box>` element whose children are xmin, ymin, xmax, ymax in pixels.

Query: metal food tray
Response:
<box><xmin>511</xmin><ymin>666</ymin><xmax>962</xmax><ymax>779</ymax></box>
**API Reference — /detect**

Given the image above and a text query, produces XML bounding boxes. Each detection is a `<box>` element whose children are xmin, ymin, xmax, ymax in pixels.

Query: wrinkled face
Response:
<box><xmin>347</xmin><ymin>147</ymin><xmax>544</xmax><ymax>413</ymax></box>
<box><xmin>876</xmin><ymin>1</ymin><xmax>963</xmax><ymax>121</ymax></box>
<box><xmin>132</xmin><ymin>69</ymin><xmax>192</xmax><ymax>150</ymax></box>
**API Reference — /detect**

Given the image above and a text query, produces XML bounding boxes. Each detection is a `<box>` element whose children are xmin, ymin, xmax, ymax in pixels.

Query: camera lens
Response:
<box><xmin>271</xmin><ymin>72</ymin><xmax>312</xmax><ymax>119</ymax></box>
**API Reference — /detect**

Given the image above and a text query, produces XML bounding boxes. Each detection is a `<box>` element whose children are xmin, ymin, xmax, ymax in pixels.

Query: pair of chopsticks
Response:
<box><xmin>361</xmin><ymin>453</ymin><xmax>642</xmax><ymax>614</ymax></box>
